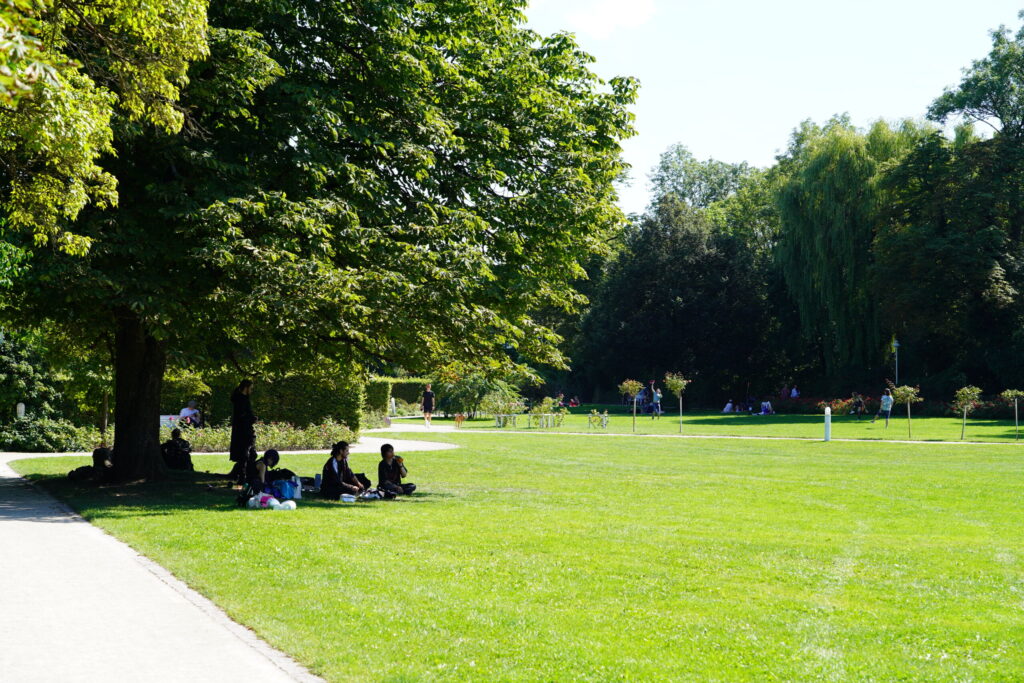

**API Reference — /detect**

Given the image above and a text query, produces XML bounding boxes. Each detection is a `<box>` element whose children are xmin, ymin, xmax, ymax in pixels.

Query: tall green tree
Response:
<box><xmin>649</xmin><ymin>143</ymin><xmax>751</xmax><ymax>209</ymax></box>
<box><xmin>775</xmin><ymin>117</ymin><xmax>930</xmax><ymax>378</ymax></box>
<box><xmin>4</xmin><ymin>0</ymin><xmax>637</xmax><ymax>479</ymax></box>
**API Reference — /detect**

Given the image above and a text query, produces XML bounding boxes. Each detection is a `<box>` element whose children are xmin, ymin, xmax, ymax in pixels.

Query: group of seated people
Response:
<box><xmin>722</xmin><ymin>397</ymin><xmax>775</xmax><ymax>415</ymax></box>
<box><xmin>242</xmin><ymin>440</ymin><xmax>416</xmax><ymax>501</ymax></box>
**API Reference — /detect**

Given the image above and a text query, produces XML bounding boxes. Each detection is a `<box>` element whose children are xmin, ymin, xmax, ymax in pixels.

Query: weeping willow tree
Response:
<box><xmin>775</xmin><ymin>118</ymin><xmax>931</xmax><ymax>377</ymax></box>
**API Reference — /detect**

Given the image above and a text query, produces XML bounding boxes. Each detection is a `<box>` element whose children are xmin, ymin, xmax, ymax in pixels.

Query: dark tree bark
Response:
<box><xmin>112</xmin><ymin>310</ymin><xmax>167</xmax><ymax>481</ymax></box>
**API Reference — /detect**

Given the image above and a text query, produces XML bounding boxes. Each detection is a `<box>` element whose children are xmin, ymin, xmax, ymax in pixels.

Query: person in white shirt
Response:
<box><xmin>790</xmin><ymin>386</ymin><xmax>800</xmax><ymax>399</ymax></box>
<box><xmin>722</xmin><ymin>400</ymin><xmax>734</xmax><ymax>413</ymax></box>
<box><xmin>872</xmin><ymin>388</ymin><xmax>894</xmax><ymax>427</ymax></box>
<box><xmin>178</xmin><ymin>400</ymin><xmax>203</xmax><ymax>427</ymax></box>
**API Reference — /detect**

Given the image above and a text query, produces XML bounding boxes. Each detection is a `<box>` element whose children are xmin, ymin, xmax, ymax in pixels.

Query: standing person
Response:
<box><xmin>378</xmin><ymin>443</ymin><xmax>416</xmax><ymax>496</ymax></box>
<box><xmin>421</xmin><ymin>383</ymin><xmax>435</xmax><ymax>427</ymax></box>
<box><xmin>790</xmin><ymin>385</ymin><xmax>800</xmax><ymax>399</ymax></box>
<box><xmin>872</xmin><ymin>388</ymin><xmax>894</xmax><ymax>427</ymax></box>
<box><xmin>651</xmin><ymin>386</ymin><xmax>662</xmax><ymax>419</ymax></box>
<box><xmin>850</xmin><ymin>392</ymin><xmax>866</xmax><ymax>419</ymax></box>
<box><xmin>229</xmin><ymin>379</ymin><xmax>256</xmax><ymax>481</ymax></box>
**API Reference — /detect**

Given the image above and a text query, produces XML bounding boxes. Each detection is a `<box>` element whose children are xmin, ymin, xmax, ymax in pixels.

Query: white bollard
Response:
<box><xmin>824</xmin><ymin>406</ymin><xmax>832</xmax><ymax>442</ymax></box>
<box><xmin>15</xmin><ymin>402</ymin><xmax>25</xmax><ymax>419</ymax></box>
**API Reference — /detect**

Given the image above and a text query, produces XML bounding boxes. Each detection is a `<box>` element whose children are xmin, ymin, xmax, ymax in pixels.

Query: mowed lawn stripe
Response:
<box><xmin>13</xmin><ymin>433</ymin><xmax>1024</xmax><ymax>681</ymax></box>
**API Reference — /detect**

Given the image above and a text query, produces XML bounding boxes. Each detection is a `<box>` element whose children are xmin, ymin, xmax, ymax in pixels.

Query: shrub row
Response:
<box><xmin>164</xmin><ymin>419</ymin><xmax>355</xmax><ymax>453</ymax></box>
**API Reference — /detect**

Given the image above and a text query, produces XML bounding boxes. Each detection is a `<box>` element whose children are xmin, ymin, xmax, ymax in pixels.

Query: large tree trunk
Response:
<box><xmin>112</xmin><ymin>311</ymin><xmax>167</xmax><ymax>481</ymax></box>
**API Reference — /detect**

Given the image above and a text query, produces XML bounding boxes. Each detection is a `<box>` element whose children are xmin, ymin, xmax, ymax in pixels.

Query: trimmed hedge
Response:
<box><xmin>365</xmin><ymin>378</ymin><xmax>392</xmax><ymax>413</ymax></box>
<box><xmin>365</xmin><ymin>377</ymin><xmax>430</xmax><ymax>411</ymax></box>
<box><xmin>203</xmin><ymin>369</ymin><xmax>364</xmax><ymax>432</ymax></box>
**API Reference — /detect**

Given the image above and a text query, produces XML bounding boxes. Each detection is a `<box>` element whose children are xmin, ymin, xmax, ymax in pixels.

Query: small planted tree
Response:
<box><xmin>618</xmin><ymin>379</ymin><xmax>643</xmax><ymax>433</ymax></box>
<box><xmin>1001</xmin><ymin>389</ymin><xmax>1024</xmax><ymax>441</ymax></box>
<box><xmin>664</xmin><ymin>372</ymin><xmax>690</xmax><ymax>434</ymax></box>
<box><xmin>952</xmin><ymin>386</ymin><xmax>982</xmax><ymax>441</ymax></box>
<box><xmin>891</xmin><ymin>384</ymin><xmax>923</xmax><ymax>439</ymax></box>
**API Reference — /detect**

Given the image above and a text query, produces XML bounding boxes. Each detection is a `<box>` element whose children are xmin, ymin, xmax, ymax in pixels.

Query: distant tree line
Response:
<box><xmin>565</xmin><ymin>16</ymin><xmax>1024</xmax><ymax>404</ymax></box>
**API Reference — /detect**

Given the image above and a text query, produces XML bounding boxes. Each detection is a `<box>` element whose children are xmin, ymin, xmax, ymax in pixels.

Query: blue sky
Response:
<box><xmin>525</xmin><ymin>0</ymin><xmax>1024</xmax><ymax>214</ymax></box>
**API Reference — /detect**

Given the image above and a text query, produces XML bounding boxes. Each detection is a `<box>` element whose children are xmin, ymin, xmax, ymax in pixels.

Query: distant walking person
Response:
<box><xmin>229</xmin><ymin>379</ymin><xmax>256</xmax><ymax>481</ymax></box>
<box><xmin>872</xmin><ymin>388</ymin><xmax>894</xmax><ymax>427</ymax></box>
<box><xmin>421</xmin><ymin>383</ymin><xmax>435</xmax><ymax>427</ymax></box>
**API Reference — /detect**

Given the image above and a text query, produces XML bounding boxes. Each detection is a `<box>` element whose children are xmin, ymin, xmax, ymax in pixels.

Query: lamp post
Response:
<box><xmin>893</xmin><ymin>338</ymin><xmax>900</xmax><ymax>385</ymax></box>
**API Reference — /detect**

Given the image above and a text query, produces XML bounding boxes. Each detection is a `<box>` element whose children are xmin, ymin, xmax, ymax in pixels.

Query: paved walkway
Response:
<box><xmin>0</xmin><ymin>436</ymin><xmax>454</xmax><ymax>683</ymax></box>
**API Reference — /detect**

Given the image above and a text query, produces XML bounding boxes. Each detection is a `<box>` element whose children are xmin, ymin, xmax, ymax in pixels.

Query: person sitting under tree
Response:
<box><xmin>321</xmin><ymin>441</ymin><xmax>368</xmax><ymax>500</ymax></box>
<box><xmin>378</xmin><ymin>443</ymin><xmax>416</xmax><ymax>497</ymax></box>
<box><xmin>160</xmin><ymin>428</ymin><xmax>194</xmax><ymax>471</ymax></box>
<box><xmin>246</xmin><ymin>448</ymin><xmax>281</xmax><ymax>493</ymax></box>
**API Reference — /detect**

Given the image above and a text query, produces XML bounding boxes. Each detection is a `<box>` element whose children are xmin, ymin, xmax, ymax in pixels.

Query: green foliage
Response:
<box><xmin>364</xmin><ymin>379</ymin><xmax>392</xmax><ymax>414</ymax></box>
<box><xmin>1001</xmin><ymin>389</ymin><xmax>1024</xmax><ymax>401</ymax></box>
<box><xmin>160</xmin><ymin>370</ymin><xmax>212</xmax><ymax>415</ymax></box>
<box><xmin>577</xmin><ymin>199</ymin><xmax>788</xmax><ymax>401</ymax></box>
<box><xmin>952</xmin><ymin>386</ymin><xmax>983</xmax><ymax>415</ymax></box>
<box><xmin>438</xmin><ymin>373</ymin><xmax>517</xmax><ymax>416</ymax></box>
<box><xmin>160</xmin><ymin>419</ymin><xmax>354</xmax><ymax>453</ymax></box>
<box><xmin>649</xmin><ymin>143</ymin><xmax>752</xmax><ymax>208</ymax></box>
<box><xmin>618</xmin><ymin>379</ymin><xmax>643</xmax><ymax>397</ymax></box>
<box><xmin>0</xmin><ymin>332</ymin><xmax>60</xmax><ymax>418</ymax></box>
<box><xmin>664</xmin><ymin>372</ymin><xmax>690</xmax><ymax>397</ymax></box>
<box><xmin>387</xmin><ymin>379</ymin><xmax>432</xmax><ymax>405</ymax></box>
<box><xmin>479</xmin><ymin>390</ymin><xmax>525</xmax><ymax>416</ymax></box>
<box><xmin>0</xmin><ymin>0</ymin><xmax>209</xmax><ymax>248</ymax></box>
<box><xmin>891</xmin><ymin>385</ymin><xmax>924</xmax><ymax>406</ymax></box>
<box><xmin>776</xmin><ymin>118</ymin><xmax>931</xmax><ymax>375</ymax></box>
<box><xmin>0</xmin><ymin>415</ymin><xmax>96</xmax><ymax>451</ymax></box>
<box><xmin>928</xmin><ymin>12</ymin><xmax>1024</xmax><ymax>136</ymax></box>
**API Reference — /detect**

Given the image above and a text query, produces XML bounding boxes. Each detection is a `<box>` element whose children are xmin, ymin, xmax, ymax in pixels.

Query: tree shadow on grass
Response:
<box><xmin>25</xmin><ymin>471</ymin><xmax>453</xmax><ymax>521</ymax></box>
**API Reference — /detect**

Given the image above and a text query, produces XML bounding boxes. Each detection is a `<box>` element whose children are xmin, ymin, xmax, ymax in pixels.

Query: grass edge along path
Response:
<box><xmin>12</xmin><ymin>432</ymin><xmax>1024</xmax><ymax>681</ymax></box>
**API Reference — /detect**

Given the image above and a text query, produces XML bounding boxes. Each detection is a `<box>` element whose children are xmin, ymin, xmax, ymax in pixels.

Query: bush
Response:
<box><xmin>392</xmin><ymin>398</ymin><xmax>419</xmax><ymax>416</ymax></box>
<box><xmin>389</xmin><ymin>378</ymin><xmax>431</xmax><ymax>404</ymax></box>
<box><xmin>165</xmin><ymin>419</ymin><xmax>355</xmax><ymax>453</ymax></box>
<box><xmin>365</xmin><ymin>378</ymin><xmax>392</xmax><ymax>413</ymax></box>
<box><xmin>0</xmin><ymin>415</ymin><xmax>99</xmax><ymax>452</ymax></box>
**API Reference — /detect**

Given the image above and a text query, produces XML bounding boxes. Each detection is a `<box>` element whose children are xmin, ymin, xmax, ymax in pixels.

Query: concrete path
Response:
<box><xmin>0</xmin><ymin>436</ymin><xmax>454</xmax><ymax>683</ymax></box>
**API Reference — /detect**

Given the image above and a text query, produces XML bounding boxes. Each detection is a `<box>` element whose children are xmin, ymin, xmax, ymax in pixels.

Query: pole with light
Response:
<box><xmin>892</xmin><ymin>338</ymin><xmax>900</xmax><ymax>385</ymax></box>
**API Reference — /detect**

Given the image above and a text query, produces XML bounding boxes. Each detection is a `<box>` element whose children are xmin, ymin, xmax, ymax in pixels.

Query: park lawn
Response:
<box><xmin>13</xmin><ymin>432</ymin><xmax>1024</xmax><ymax>681</ymax></box>
<box><xmin>427</xmin><ymin>408</ymin><xmax>1024</xmax><ymax>443</ymax></box>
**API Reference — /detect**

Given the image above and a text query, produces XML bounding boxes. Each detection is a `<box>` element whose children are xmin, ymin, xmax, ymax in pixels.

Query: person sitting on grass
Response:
<box><xmin>722</xmin><ymin>399</ymin><xmax>734</xmax><ymax>413</ymax></box>
<box><xmin>378</xmin><ymin>443</ymin><xmax>416</xmax><ymax>497</ymax></box>
<box><xmin>850</xmin><ymin>392</ymin><xmax>866</xmax><ymax>419</ymax></box>
<box><xmin>321</xmin><ymin>441</ymin><xmax>367</xmax><ymax>500</ymax></box>
<box><xmin>757</xmin><ymin>399</ymin><xmax>774</xmax><ymax>415</ymax></box>
<box><xmin>247</xmin><ymin>448</ymin><xmax>280</xmax><ymax>493</ymax></box>
<box><xmin>160</xmin><ymin>428</ymin><xmax>194</xmax><ymax>471</ymax></box>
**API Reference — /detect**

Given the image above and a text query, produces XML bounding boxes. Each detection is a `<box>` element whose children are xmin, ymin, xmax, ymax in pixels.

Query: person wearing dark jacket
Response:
<box><xmin>161</xmin><ymin>428</ymin><xmax>194</xmax><ymax>471</ymax></box>
<box><xmin>229</xmin><ymin>379</ymin><xmax>256</xmax><ymax>481</ymax></box>
<box><xmin>246</xmin><ymin>448</ymin><xmax>280</xmax><ymax>494</ymax></box>
<box><xmin>378</xmin><ymin>443</ymin><xmax>416</xmax><ymax>496</ymax></box>
<box><xmin>321</xmin><ymin>441</ymin><xmax>367</xmax><ymax>500</ymax></box>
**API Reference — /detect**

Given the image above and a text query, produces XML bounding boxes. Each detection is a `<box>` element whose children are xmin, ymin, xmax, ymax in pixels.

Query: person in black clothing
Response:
<box><xmin>378</xmin><ymin>443</ymin><xmax>416</xmax><ymax>496</ymax></box>
<box><xmin>246</xmin><ymin>448</ymin><xmax>280</xmax><ymax>493</ymax></box>
<box><xmin>229</xmin><ymin>379</ymin><xmax>256</xmax><ymax>481</ymax></box>
<box><xmin>321</xmin><ymin>441</ymin><xmax>367</xmax><ymax>500</ymax></box>
<box><xmin>161</xmin><ymin>428</ymin><xmax>194</xmax><ymax>471</ymax></box>
<box><xmin>421</xmin><ymin>383</ymin><xmax>435</xmax><ymax>427</ymax></box>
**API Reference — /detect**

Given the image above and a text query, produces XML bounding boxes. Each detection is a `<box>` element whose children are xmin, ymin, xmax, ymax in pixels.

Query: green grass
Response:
<box><xmin>13</xmin><ymin>432</ymin><xmax>1024</xmax><ymax>681</ymax></box>
<box><xmin>424</xmin><ymin>407</ymin><xmax>1024</xmax><ymax>443</ymax></box>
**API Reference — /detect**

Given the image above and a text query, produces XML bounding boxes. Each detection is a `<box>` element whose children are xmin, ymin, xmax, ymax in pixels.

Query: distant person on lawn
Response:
<box><xmin>722</xmin><ymin>399</ymin><xmax>734</xmax><ymax>413</ymax></box>
<box><xmin>378</xmin><ymin>443</ymin><xmax>416</xmax><ymax>497</ymax></box>
<box><xmin>872</xmin><ymin>388</ymin><xmax>894</xmax><ymax>427</ymax></box>
<box><xmin>178</xmin><ymin>400</ymin><xmax>203</xmax><ymax>427</ymax></box>
<box><xmin>229</xmin><ymin>379</ymin><xmax>256</xmax><ymax>481</ymax></box>
<box><xmin>850</xmin><ymin>392</ymin><xmax>866</xmax><ymax>419</ymax></box>
<box><xmin>790</xmin><ymin>385</ymin><xmax>800</xmax><ymax>399</ymax></box>
<box><xmin>321</xmin><ymin>441</ymin><xmax>368</xmax><ymax>500</ymax></box>
<box><xmin>651</xmin><ymin>387</ymin><xmax>662</xmax><ymax>418</ymax></box>
<box><xmin>421</xmin><ymin>383</ymin><xmax>435</xmax><ymax>427</ymax></box>
<box><xmin>161</xmin><ymin>428</ymin><xmax>194</xmax><ymax>471</ymax></box>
